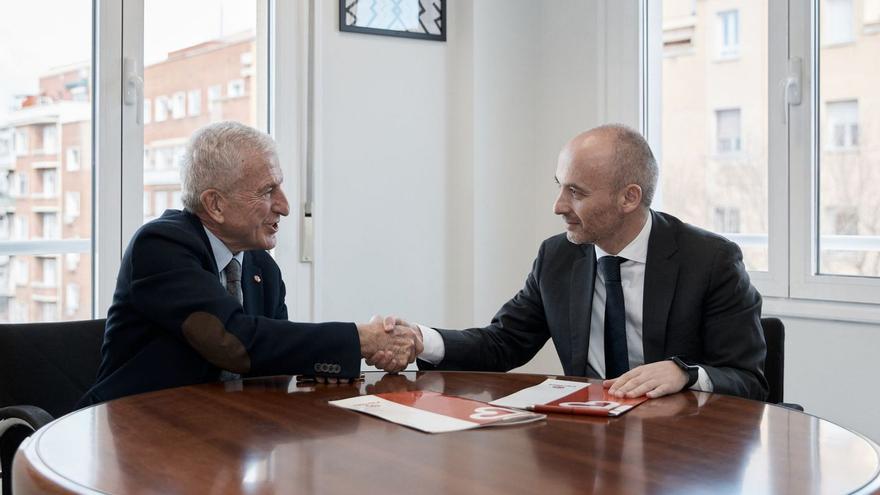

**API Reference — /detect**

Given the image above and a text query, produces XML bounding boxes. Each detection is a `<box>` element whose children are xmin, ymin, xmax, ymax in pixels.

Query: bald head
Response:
<box><xmin>565</xmin><ymin>124</ymin><xmax>658</xmax><ymax>207</ymax></box>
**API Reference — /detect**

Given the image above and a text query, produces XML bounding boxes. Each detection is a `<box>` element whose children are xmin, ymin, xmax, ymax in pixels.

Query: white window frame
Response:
<box><xmin>647</xmin><ymin>0</ymin><xmax>880</xmax><ymax>312</ymax></box>
<box><xmin>716</xmin><ymin>9</ymin><xmax>741</xmax><ymax>59</ymax></box>
<box><xmin>187</xmin><ymin>89</ymin><xmax>201</xmax><ymax>116</ymax></box>
<box><xmin>66</xmin><ymin>146</ymin><xmax>81</xmax><ymax>171</ymax></box>
<box><xmin>171</xmin><ymin>91</ymin><xmax>186</xmax><ymax>119</ymax></box>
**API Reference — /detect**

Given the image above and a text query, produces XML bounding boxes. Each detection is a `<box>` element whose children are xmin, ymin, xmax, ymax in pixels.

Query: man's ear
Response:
<box><xmin>200</xmin><ymin>189</ymin><xmax>225</xmax><ymax>223</ymax></box>
<box><xmin>620</xmin><ymin>184</ymin><xmax>643</xmax><ymax>213</ymax></box>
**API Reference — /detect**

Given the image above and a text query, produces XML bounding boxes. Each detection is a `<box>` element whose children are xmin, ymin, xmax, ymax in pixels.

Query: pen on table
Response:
<box><xmin>525</xmin><ymin>404</ymin><xmax>613</xmax><ymax>416</ymax></box>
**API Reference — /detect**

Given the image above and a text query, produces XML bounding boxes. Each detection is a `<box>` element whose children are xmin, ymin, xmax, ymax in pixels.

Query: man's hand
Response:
<box><xmin>602</xmin><ymin>360</ymin><xmax>689</xmax><ymax>399</ymax></box>
<box><xmin>357</xmin><ymin>315</ymin><xmax>422</xmax><ymax>373</ymax></box>
<box><xmin>365</xmin><ymin>317</ymin><xmax>423</xmax><ymax>373</ymax></box>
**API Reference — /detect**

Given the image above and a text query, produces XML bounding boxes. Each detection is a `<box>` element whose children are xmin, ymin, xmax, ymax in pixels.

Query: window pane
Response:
<box><xmin>143</xmin><ymin>0</ymin><xmax>261</xmax><ymax>225</ymax></box>
<box><xmin>658</xmin><ymin>0</ymin><xmax>769</xmax><ymax>271</ymax></box>
<box><xmin>0</xmin><ymin>1</ymin><xmax>93</xmax><ymax>322</ymax></box>
<box><xmin>818</xmin><ymin>0</ymin><xmax>880</xmax><ymax>276</ymax></box>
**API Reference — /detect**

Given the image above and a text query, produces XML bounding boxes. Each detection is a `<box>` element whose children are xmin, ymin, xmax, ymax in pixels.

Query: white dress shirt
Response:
<box><xmin>419</xmin><ymin>213</ymin><xmax>713</xmax><ymax>392</ymax></box>
<box><xmin>203</xmin><ymin>226</ymin><xmax>245</xmax><ymax>286</ymax></box>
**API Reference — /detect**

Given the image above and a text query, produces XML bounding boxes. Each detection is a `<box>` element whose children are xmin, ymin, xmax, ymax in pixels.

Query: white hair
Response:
<box><xmin>180</xmin><ymin>121</ymin><xmax>278</xmax><ymax>212</ymax></box>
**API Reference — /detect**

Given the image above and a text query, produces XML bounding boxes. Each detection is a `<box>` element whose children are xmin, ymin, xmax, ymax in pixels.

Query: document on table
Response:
<box><xmin>490</xmin><ymin>378</ymin><xmax>647</xmax><ymax>417</ymax></box>
<box><xmin>329</xmin><ymin>391</ymin><xmax>545</xmax><ymax>434</ymax></box>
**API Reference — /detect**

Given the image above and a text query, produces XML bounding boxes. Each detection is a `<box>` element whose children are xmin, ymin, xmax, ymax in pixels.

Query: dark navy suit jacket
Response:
<box><xmin>420</xmin><ymin>211</ymin><xmax>768</xmax><ymax>400</ymax></box>
<box><xmin>79</xmin><ymin>209</ymin><xmax>360</xmax><ymax>406</ymax></box>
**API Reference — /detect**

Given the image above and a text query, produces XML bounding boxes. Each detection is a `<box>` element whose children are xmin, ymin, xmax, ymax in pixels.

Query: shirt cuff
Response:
<box><xmin>691</xmin><ymin>366</ymin><xmax>714</xmax><ymax>393</ymax></box>
<box><xmin>416</xmin><ymin>324</ymin><xmax>445</xmax><ymax>365</ymax></box>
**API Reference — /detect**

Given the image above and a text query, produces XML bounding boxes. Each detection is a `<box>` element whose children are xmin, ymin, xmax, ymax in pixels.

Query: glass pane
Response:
<box><xmin>0</xmin><ymin>1</ymin><xmax>93</xmax><ymax>322</ymax></box>
<box><xmin>817</xmin><ymin>0</ymin><xmax>880</xmax><ymax>276</ymax></box>
<box><xmin>658</xmin><ymin>0</ymin><xmax>769</xmax><ymax>271</ymax></box>
<box><xmin>143</xmin><ymin>0</ymin><xmax>262</xmax><ymax>224</ymax></box>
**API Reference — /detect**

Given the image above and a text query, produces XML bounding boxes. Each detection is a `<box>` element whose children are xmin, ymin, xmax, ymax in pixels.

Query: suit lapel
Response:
<box><xmin>569</xmin><ymin>244</ymin><xmax>596</xmax><ymax>376</ymax></box>
<box><xmin>642</xmin><ymin>211</ymin><xmax>679</xmax><ymax>363</ymax></box>
<box><xmin>241</xmin><ymin>252</ymin><xmax>264</xmax><ymax>315</ymax></box>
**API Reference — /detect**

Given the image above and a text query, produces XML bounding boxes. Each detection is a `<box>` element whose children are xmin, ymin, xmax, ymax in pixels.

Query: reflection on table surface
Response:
<box><xmin>13</xmin><ymin>371</ymin><xmax>880</xmax><ymax>495</ymax></box>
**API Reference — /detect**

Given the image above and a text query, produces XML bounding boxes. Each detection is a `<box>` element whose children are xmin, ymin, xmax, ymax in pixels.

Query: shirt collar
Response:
<box><xmin>203</xmin><ymin>226</ymin><xmax>244</xmax><ymax>274</ymax></box>
<box><xmin>594</xmin><ymin>211</ymin><xmax>652</xmax><ymax>264</ymax></box>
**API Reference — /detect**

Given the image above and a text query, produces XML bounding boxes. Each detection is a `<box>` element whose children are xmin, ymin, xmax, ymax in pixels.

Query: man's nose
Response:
<box><xmin>273</xmin><ymin>188</ymin><xmax>290</xmax><ymax>216</ymax></box>
<box><xmin>553</xmin><ymin>190</ymin><xmax>568</xmax><ymax>215</ymax></box>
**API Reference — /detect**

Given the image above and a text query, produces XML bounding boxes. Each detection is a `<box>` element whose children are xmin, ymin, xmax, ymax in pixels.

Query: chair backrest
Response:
<box><xmin>0</xmin><ymin>319</ymin><xmax>106</xmax><ymax>417</ymax></box>
<box><xmin>760</xmin><ymin>317</ymin><xmax>785</xmax><ymax>404</ymax></box>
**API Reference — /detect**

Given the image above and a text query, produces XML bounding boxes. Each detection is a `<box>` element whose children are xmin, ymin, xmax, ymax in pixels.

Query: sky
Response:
<box><xmin>0</xmin><ymin>0</ymin><xmax>256</xmax><ymax>121</ymax></box>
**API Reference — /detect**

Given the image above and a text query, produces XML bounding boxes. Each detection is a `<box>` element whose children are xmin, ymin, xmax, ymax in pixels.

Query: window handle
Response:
<box><xmin>782</xmin><ymin>57</ymin><xmax>802</xmax><ymax>124</ymax></box>
<box><xmin>123</xmin><ymin>57</ymin><xmax>144</xmax><ymax>125</ymax></box>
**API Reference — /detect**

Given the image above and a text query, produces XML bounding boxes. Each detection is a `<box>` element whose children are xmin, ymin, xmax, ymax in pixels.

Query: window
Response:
<box><xmin>716</xmin><ymin>109</ymin><xmax>742</xmax><ymax>154</ymax></box>
<box><xmin>652</xmin><ymin>1</ymin><xmax>769</xmax><ymax>275</ymax></box>
<box><xmin>38</xmin><ymin>301</ymin><xmax>57</xmax><ymax>322</ymax></box>
<box><xmin>825</xmin><ymin>100</ymin><xmax>859</xmax><ymax>150</ymax></box>
<box><xmin>154</xmin><ymin>190</ymin><xmax>169</xmax><ymax>214</ymax></box>
<box><xmin>653</xmin><ymin>0</ymin><xmax>880</xmax><ymax>302</ymax></box>
<box><xmin>40</xmin><ymin>169</ymin><xmax>58</xmax><ymax>197</ymax></box>
<box><xmin>13</xmin><ymin>215</ymin><xmax>28</xmax><ymax>240</ymax></box>
<box><xmin>66</xmin><ymin>147</ymin><xmax>81</xmax><ymax>171</ymax></box>
<box><xmin>40</xmin><ymin>257</ymin><xmax>57</xmax><ymax>287</ymax></box>
<box><xmin>66</xmin><ymin>283</ymin><xmax>80</xmax><ymax>316</ymax></box>
<box><xmin>717</xmin><ymin>10</ymin><xmax>740</xmax><ymax>58</ymax></box>
<box><xmin>155</xmin><ymin>95</ymin><xmax>169</xmax><ymax>121</ymax></box>
<box><xmin>227</xmin><ymin>79</ymin><xmax>245</xmax><ymax>98</ymax></box>
<box><xmin>824</xmin><ymin>0</ymin><xmax>854</xmax><ymax>44</ymax></box>
<box><xmin>208</xmin><ymin>84</ymin><xmax>222</xmax><ymax>111</ymax></box>
<box><xmin>0</xmin><ymin>215</ymin><xmax>9</xmax><ymax>239</ymax></box>
<box><xmin>43</xmin><ymin>124</ymin><xmax>58</xmax><ymax>155</ymax></box>
<box><xmin>12</xmin><ymin>172</ymin><xmax>28</xmax><ymax>197</ymax></box>
<box><xmin>42</xmin><ymin>125</ymin><xmax>57</xmax><ymax>154</ymax></box>
<box><xmin>867</xmin><ymin>0</ymin><xmax>880</xmax><ymax>29</ymax></box>
<box><xmin>143</xmin><ymin>1</ymin><xmax>262</xmax><ymax>229</ymax></box>
<box><xmin>154</xmin><ymin>147</ymin><xmax>171</xmax><ymax>170</ymax></box>
<box><xmin>65</xmin><ymin>191</ymin><xmax>81</xmax><ymax>224</ymax></box>
<box><xmin>714</xmin><ymin>207</ymin><xmax>741</xmax><ymax>234</ymax></box>
<box><xmin>13</xmin><ymin>258</ymin><xmax>28</xmax><ymax>286</ymax></box>
<box><xmin>41</xmin><ymin>212</ymin><xmax>60</xmax><ymax>239</ymax></box>
<box><xmin>143</xmin><ymin>98</ymin><xmax>152</xmax><ymax>124</ymax></box>
<box><xmin>172</xmin><ymin>190</ymin><xmax>182</xmax><ymax>209</ymax></box>
<box><xmin>65</xmin><ymin>253</ymin><xmax>80</xmax><ymax>272</ymax></box>
<box><xmin>172</xmin><ymin>91</ymin><xmax>186</xmax><ymax>119</ymax></box>
<box><xmin>14</xmin><ymin>129</ymin><xmax>28</xmax><ymax>156</ymax></box>
<box><xmin>816</xmin><ymin>0</ymin><xmax>879</xmax><ymax>281</ymax></box>
<box><xmin>187</xmin><ymin>90</ymin><xmax>201</xmax><ymax>116</ymax></box>
<box><xmin>0</xmin><ymin>131</ymin><xmax>11</xmax><ymax>158</ymax></box>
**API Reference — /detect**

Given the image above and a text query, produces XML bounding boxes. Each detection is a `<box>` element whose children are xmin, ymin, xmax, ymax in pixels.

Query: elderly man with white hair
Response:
<box><xmin>79</xmin><ymin>121</ymin><xmax>419</xmax><ymax>406</ymax></box>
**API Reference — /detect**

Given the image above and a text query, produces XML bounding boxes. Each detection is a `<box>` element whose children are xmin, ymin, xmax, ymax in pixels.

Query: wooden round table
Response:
<box><xmin>13</xmin><ymin>372</ymin><xmax>880</xmax><ymax>494</ymax></box>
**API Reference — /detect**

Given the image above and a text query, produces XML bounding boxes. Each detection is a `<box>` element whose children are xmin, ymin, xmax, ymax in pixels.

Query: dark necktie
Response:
<box><xmin>224</xmin><ymin>258</ymin><xmax>243</xmax><ymax>305</ymax></box>
<box><xmin>598</xmin><ymin>256</ymin><xmax>629</xmax><ymax>379</ymax></box>
<box><xmin>220</xmin><ymin>258</ymin><xmax>243</xmax><ymax>382</ymax></box>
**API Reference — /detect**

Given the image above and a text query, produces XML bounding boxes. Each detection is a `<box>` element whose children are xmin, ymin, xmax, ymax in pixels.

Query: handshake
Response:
<box><xmin>356</xmin><ymin>316</ymin><xmax>423</xmax><ymax>373</ymax></box>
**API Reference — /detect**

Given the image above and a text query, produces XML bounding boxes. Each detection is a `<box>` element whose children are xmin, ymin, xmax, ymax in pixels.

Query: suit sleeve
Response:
<box><xmin>419</xmin><ymin>243</ymin><xmax>551</xmax><ymax>372</ymax></box>
<box><xmin>699</xmin><ymin>241</ymin><xmax>768</xmax><ymax>400</ymax></box>
<box><xmin>128</xmin><ymin>226</ymin><xmax>360</xmax><ymax>378</ymax></box>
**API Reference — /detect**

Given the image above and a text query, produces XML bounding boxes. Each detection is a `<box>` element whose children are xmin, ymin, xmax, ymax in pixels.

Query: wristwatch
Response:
<box><xmin>669</xmin><ymin>356</ymin><xmax>699</xmax><ymax>389</ymax></box>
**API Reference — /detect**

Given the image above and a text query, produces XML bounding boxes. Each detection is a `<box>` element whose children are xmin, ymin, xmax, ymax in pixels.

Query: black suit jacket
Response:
<box><xmin>422</xmin><ymin>211</ymin><xmax>768</xmax><ymax>400</ymax></box>
<box><xmin>79</xmin><ymin>209</ymin><xmax>360</xmax><ymax>406</ymax></box>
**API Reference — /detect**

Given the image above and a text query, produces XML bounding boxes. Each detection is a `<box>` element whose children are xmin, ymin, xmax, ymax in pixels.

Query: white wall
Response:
<box><xmin>309</xmin><ymin>0</ymin><xmax>880</xmax><ymax>444</ymax></box>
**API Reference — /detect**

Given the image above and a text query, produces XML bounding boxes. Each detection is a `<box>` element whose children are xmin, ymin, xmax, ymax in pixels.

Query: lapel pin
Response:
<box><xmin>254</xmin><ymin>275</ymin><xmax>262</xmax><ymax>283</ymax></box>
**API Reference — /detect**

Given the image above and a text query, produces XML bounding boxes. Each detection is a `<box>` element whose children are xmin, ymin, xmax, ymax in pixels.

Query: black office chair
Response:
<box><xmin>760</xmin><ymin>317</ymin><xmax>803</xmax><ymax>411</ymax></box>
<box><xmin>0</xmin><ymin>318</ymin><xmax>106</xmax><ymax>495</ymax></box>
